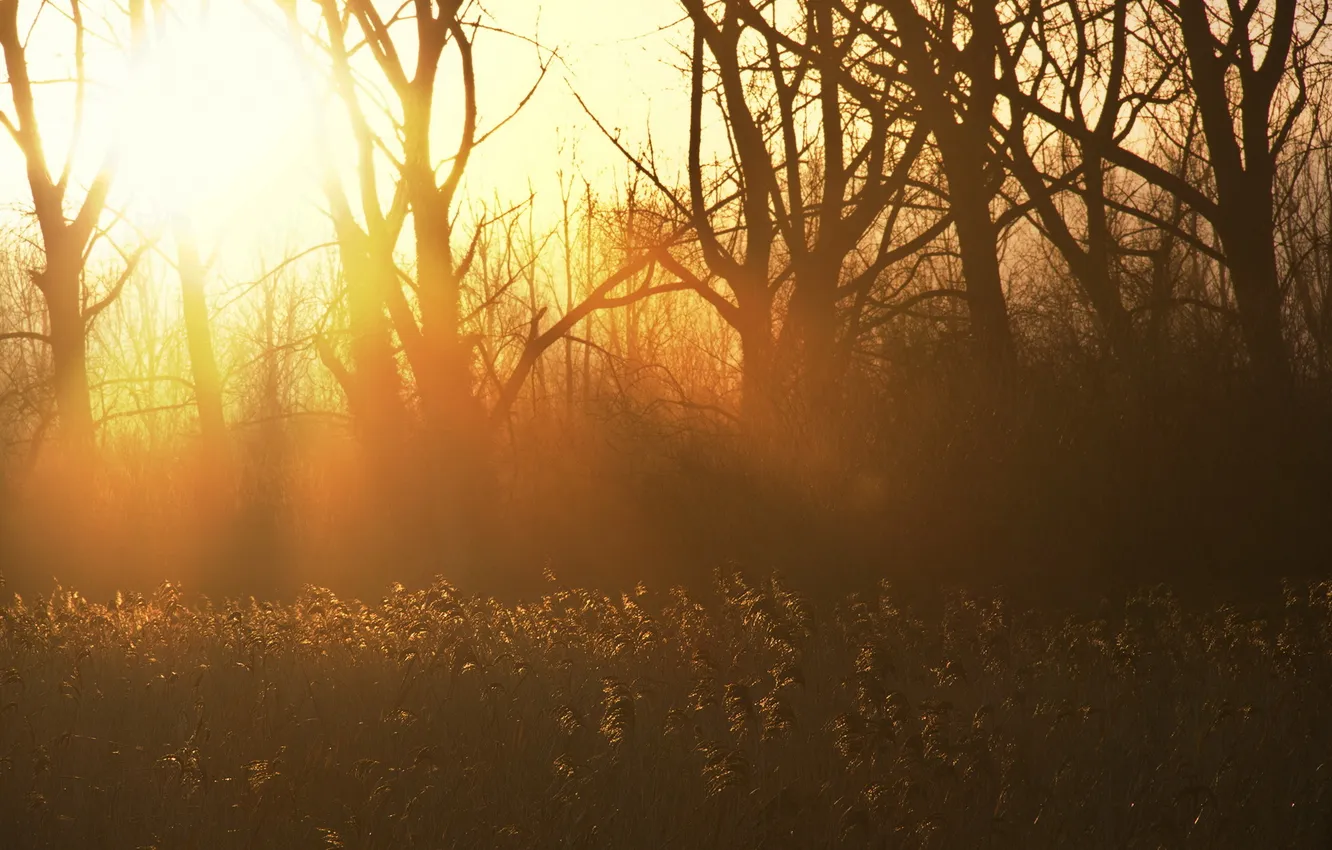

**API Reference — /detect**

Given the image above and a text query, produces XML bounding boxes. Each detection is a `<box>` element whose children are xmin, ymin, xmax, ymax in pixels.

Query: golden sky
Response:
<box><xmin>0</xmin><ymin>0</ymin><xmax>691</xmax><ymax>279</ymax></box>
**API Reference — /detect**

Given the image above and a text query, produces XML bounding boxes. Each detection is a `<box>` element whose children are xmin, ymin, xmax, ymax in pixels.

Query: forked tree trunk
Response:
<box><xmin>1177</xmin><ymin>0</ymin><xmax>1299</xmax><ymax>394</ymax></box>
<box><xmin>879</xmin><ymin>0</ymin><xmax>1016</xmax><ymax>381</ymax></box>
<box><xmin>0</xmin><ymin>1</ymin><xmax>124</xmax><ymax>453</ymax></box>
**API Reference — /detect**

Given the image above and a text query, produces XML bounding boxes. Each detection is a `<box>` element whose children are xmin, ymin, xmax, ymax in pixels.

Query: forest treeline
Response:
<box><xmin>1</xmin><ymin>0</ymin><xmax>1331</xmax><ymax>597</ymax></box>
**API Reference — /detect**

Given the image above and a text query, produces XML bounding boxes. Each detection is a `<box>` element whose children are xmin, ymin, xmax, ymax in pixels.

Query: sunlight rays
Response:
<box><xmin>113</xmin><ymin>4</ymin><xmax>315</xmax><ymax>229</ymax></box>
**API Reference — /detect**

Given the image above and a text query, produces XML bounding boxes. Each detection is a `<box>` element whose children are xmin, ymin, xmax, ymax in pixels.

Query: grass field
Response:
<box><xmin>1</xmin><ymin>572</ymin><xmax>1329</xmax><ymax>848</ymax></box>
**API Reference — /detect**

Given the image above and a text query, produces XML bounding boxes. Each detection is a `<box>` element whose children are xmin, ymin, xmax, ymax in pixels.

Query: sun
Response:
<box><xmin>114</xmin><ymin>3</ymin><xmax>316</xmax><ymax>230</ymax></box>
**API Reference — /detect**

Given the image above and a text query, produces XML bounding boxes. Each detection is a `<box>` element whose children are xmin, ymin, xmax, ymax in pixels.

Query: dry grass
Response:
<box><xmin>0</xmin><ymin>572</ymin><xmax>1329</xmax><ymax>848</ymax></box>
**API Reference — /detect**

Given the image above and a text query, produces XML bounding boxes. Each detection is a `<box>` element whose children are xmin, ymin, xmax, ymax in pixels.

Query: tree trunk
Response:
<box><xmin>1221</xmin><ymin>215</ymin><xmax>1292</xmax><ymax>394</ymax></box>
<box><xmin>175</xmin><ymin>224</ymin><xmax>226</xmax><ymax>445</ymax></box>
<box><xmin>342</xmin><ymin>244</ymin><xmax>405</xmax><ymax>443</ymax></box>
<box><xmin>1146</xmin><ymin>228</ymin><xmax>1178</xmax><ymax>379</ymax></box>
<box><xmin>1176</xmin><ymin>0</ymin><xmax>1298</xmax><ymax>392</ymax></box>
<box><xmin>43</xmin><ymin>265</ymin><xmax>94</xmax><ymax>449</ymax></box>
<box><xmin>881</xmin><ymin>0</ymin><xmax>1015</xmax><ymax>379</ymax></box>
<box><xmin>784</xmin><ymin>261</ymin><xmax>842</xmax><ymax>411</ymax></box>
<box><xmin>737</xmin><ymin>297</ymin><xmax>778</xmax><ymax>437</ymax></box>
<box><xmin>946</xmin><ymin>151</ymin><xmax>1016</xmax><ymax>375</ymax></box>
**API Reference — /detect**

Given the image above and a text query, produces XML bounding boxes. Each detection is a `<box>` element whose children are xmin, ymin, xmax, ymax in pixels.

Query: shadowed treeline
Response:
<box><xmin>0</xmin><ymin>0</ymin><xmax>1330</xmax><ymax>601</ymax></box>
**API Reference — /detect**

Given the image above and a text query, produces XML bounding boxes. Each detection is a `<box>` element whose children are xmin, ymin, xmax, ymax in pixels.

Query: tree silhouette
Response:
<box><xmin>0</xmin><ymin>0</ymin><xmax>147</xmax><ymax>449</ymax></box>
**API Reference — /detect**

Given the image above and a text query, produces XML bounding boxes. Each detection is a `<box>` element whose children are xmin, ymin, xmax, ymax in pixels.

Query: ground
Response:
<box><xmin>0</xmin><ymin>573</ymin><xmax>1329</xmax><ymax>848</ymax></box>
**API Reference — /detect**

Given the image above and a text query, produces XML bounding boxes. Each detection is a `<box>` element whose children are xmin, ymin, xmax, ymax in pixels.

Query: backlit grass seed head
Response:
<box><xmin>770</xmin><ymin>659</ymin><xmax>805</xmax><ymax>691</ymax></box>
<box><xmin>553</xmin><ymin>754</ymin><xmax>578</xmax><ymax>780</ymax></box>
<box><xmin>555</xmin><ymin>704</ymin><xmax>585</xmax><ymax>736</ymax></box>
<box><xmin>832</xmin><ymin>713</ymin><xmax>867</xmax><ymax>762</ymax></box>
<box><xmin>724</xmin><ymin>682</ymin><xmax>755</xmax><ymax>738</ymax></box>
<box><xmin>690</xmin><ymin>673</ymin><xmax>719</xmax><ymax>711</ymax></box>
<box><xmin>600</xmin><ymin>677</ymin><xmax>635</xmax><ymax>748</ymax></box>
<box><xmin>698</xmin><ymin>743</ymin><xmax>750</xmax><ymax>798</ymax></box>
<box><xmin>759</xmin><ymin>693</ymin><xmax>796</xmax><ymax>740</ymax></box>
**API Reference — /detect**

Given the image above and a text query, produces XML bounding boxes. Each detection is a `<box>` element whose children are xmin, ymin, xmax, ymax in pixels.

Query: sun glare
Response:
<box><xmin>115</xmin><ymin>6</ymin><xmax>314</xmax><ymax>229</ymax></box>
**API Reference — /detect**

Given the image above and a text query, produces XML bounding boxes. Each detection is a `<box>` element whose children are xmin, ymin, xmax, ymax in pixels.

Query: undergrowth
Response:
<box><xmin>0</xmin><ymin>572</ymin><xmax>1329</xmax><ymax>848</ymax></box>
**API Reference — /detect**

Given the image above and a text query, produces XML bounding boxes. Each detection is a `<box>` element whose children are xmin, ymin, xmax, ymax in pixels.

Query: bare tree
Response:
<box><xmin>598</xmin><ymin>0</ymin><xmax>942</xmax><ymax>432</ymax></box>
<box><xmin>0</xmin><ymin>0</ymin><xmax>148</xmax><ymax>448</ymax></box>
<box><xmin>290</xmin><ymin>0</ymin><xmax>407</xmax><ymax>448</ymax></box>
<box><xmin>1169</xmin><ymin>0</ymin><xmax>1325</xmax><ymax>390</ymax></box>
<box><xmin>1006</xmin><ymin>0</ymin><xmax>1330</xmax><ymax>393</ymax></box>
<box><xmin>288</xmin><ymin>0</ymin><xmax>687</xmax><ymax>509</ymax></box>
<box><xmin>837</xmin><ymin>0</ymin><xmax>1018</xmax><ymax>377</ymax></box>
<box><xmin>999</xmin><ymin>0</ymin><xmax>1177</xmax><ymax>376</ymax></box>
